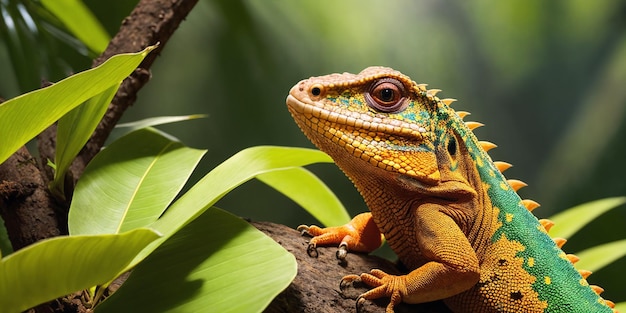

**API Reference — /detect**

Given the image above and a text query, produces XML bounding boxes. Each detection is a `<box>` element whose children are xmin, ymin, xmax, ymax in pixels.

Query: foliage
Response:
<box><xmin>0</xmin><ymin>47</ymin><xmax>342</xmax><ymax>311</ymax></box>
<box><xmin>0</xmin><ymin>0</ymin><xmax>625</xmax><ymax>311</ymax></box>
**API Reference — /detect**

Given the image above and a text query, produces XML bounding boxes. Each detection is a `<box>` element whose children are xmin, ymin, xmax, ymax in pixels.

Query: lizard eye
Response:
<box><xmin>365</xmin><ymin>78</ymin><xmax>407</xmax><ymax>113</ymax></box>
<box><xmin>309</xmin><ymin>84</ymin><xmax>325</xmax><ymax>98</ymax></box>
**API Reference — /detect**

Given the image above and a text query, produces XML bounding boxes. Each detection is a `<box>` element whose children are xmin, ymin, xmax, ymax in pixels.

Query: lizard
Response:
<box><xmin>285</xmin><ymin>66</ymin><xmax>617</xmax><ymax>313</ymax></box>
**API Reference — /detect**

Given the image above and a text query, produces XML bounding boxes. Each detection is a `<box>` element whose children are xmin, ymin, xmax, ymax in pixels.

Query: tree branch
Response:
<box><xmin>255</xmin><ymin>222</ymin><xmax>450</xmax><ymax>313</ymax></box>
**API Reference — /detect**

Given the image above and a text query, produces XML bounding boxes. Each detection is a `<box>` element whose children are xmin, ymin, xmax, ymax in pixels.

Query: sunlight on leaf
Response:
<box><xmin>96</xmin><ymin>208</ymin><xmax>296</xmax><ymax>313</ymax></box>
<box><xmin>257</xmin><ymin>167</ymin><xmax>350</xmax><ymax>227</ymax></box>
<box><xmin>0</xmin><ymin>45</ymin><xmax>155</xmax><ymax>165</ymax></box>
<box><xmin>126</xmin><ymin>146</ymin><xmax>332</xmax><ymax>270</ymax></box>
<box><xmin>574</xmin><ymin>239</ymin><xmax>626</xmax><ymax>273</ymax></box>
<box><xmin>0</xmin><ymin>228</ymin><xmax>160</xmax><ymax>313</ymax></box>
<box><xmin>69</xmin><ymin>128</ymin><xmax>205</xmax><ymax>235</ymax></box>
<box><xmin>116</xmin><ymin>114</ymin><xmax>208</xmax><ymax>130</ymax></box>
<box><xmin>41</xmin><ymin>0</ymin><xmax>110</xmax><ymax>53</ymax></box>
<box><xmin>548</xmin><ymin>197</ymin><xmax>626</xmax><ymax>239</ymax></box>
<box><xmin>52</xmin><ymin>83</ymin><xmax>119</xmax><ymax>196</ymax></box>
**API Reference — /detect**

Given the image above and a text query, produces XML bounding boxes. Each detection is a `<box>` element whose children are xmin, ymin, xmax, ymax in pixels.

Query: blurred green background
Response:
<box><xmin>1</xmin><ymin>0</ymin><xmax>625</xmax><ymax>302</ymax></box>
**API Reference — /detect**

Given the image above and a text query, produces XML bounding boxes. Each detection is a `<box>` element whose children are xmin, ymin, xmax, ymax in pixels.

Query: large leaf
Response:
<box><xmin>0</xmin><ymin>45</ymin><xmax>155</xmax><ymax>165</ymax></box>
<box><xmin>69</xmin><ymin>127</ymin><xmax>206</xmax><ymax>235</ymax></box>
<box><xmin>127</xmin><ymin>146</ymin><xmax>332</xmax><ymax>269</ymax></box>
<box><xmin>549</xmin><ymin>197</ymin><xmax>626</xmax><ymax>239</ymax></box>
<box><xmin>0</xmin><ymin>228</ymin><xmax>160</xmax><ymax>313</ymax></box>
<box><xmin>40</xmin><ymin>0</ymin><xmax>110</xmax><ymax>54</ymax></box>
<box><xmin>96</xmin><ymin>207</ymin><xmax>296</xmax><ymax>313</ymax></box>
<box><xmin>257</xmin><ymin>167</ymin><xmax>350</xmax><ymax>227</ymax></box>
<box><xmin>574</xmin><ymin>239</ymin><xmax>626</xmax><ymax>273</ymax></box>
<box><xmin>51</xmin><ymin>83</ymin><xmax>119</xmax><ymax>196</ymax></box>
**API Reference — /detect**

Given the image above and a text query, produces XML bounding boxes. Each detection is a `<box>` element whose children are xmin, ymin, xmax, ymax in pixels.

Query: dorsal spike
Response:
<box><xmin>465</xmin><ymin>121</ymin><xmax>484</xmax><ymax>130</ymax></box>
<box><xmin>578</xmin><ymin>269</ymin><xmax>592</xmax><ymax>279</ymax></box>
<box><xmin>522</xmin><ymin>199</ymin><xmax>540</xmax><ymax>211</ymax></box>
<box><xmin>479</xmin><ymin>141</ymin><xmax>497</xmax><ymax>152</ymax></box>
<box><xmin>415</xmin><ymin>83</ymin><xmax>428</xmax><ymax>90</ymax></box>
<box><xmin>441</xmin><ymin>98</ymin><xmax>457</xmax><ymax>106</ymax></box>
<box><xmin>456</xmin><ymin>111</ymin><xmax>470</xmax><ymax>119</ymax></box>
<box><xmin>427</xmin><ymin>89</ymin><xmax>442</xmax><ymax>96</ymax></box>
<box><xmin>507</xmin><ymin>179</ymin><xmax>527</xmax><ymax>191</ymax></box>
<box><xmin>538</xmin><ymin>219</ymin><xmax>554</xmax><ymax>232</ymax></box>
<box><xmin>590</xmin><ymin>285</ymin><xmax>604</xmax><ymax>295</ymax></box>
<box><xmin>553</xmin><ymin>237</ymin><xmax>567</xmax><ymax>248</ymax></box>
<box><xmin>605</xmin><ymin>300</ymin><xmax>615</xmax><ymax>308</ymax></box>
<box><xmin>494</xmin><ymin>161</ymin><xmax>513</xmax><ymax>173</ymax></box>
<box><xmin>566</xmin><ymin>254</ymin><xmax>580</xmax><ymax>264</ymax></box>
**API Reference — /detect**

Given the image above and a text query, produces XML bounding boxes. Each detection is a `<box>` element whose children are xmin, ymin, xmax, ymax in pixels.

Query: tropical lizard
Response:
<box><xmin>286</xmin><ymin>66</ymin><xmax>617</xmax><ymax>313</ymax></box>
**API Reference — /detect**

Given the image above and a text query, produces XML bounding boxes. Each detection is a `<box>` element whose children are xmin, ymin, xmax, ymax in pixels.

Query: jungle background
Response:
<box><xmin>1</xmin><ymin>0</ymin><xmax>625</xmax><ymax>303</ymax></box>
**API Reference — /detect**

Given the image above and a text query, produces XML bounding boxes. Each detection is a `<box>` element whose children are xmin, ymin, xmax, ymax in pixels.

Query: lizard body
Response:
<box><xmin>286</xmin><ymin>67</ymin><xmax>616</xmax><ymax>313</ymax></box>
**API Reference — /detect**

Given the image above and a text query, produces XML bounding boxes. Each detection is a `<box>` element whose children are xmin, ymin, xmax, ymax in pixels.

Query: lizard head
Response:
<box><xmin>286</xmin><ymin>66</ymin><xmax>446</xmax><ymax>185</ymax></box>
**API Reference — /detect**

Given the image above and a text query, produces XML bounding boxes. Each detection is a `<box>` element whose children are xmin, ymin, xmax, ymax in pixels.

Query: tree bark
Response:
<box><xmin>0</xmin><ymin>0</ymin><xmax>198</xmax><ymax>312</ymax></box>
<box><xmin>255</xmin><ymin>222</ymin><xmax>451</xmax><ymax>313</ymax></box>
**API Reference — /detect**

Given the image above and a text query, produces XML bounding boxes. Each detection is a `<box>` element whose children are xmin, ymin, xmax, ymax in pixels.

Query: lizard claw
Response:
<box><xmin>339</xmin><ymin>274</ymin><xmax>360</xmax><ymax>291</ymax></box>
<box><xmin>355</xmin><ymin>294</ymin><xmax>366</xmax><ymax>313</ymax></box>
<box><xmin>342</xmin><ymin>269</ymin><xmax>405</xmax><ymax>313</ymax></box>
<box><xmin>297</xmin><ymin>224</ymin><xmax>311</xmax><ymax>236</ymax></box>
<box><xmin>336</xmin><ymin>243</ymin><xmax>348</xmax><ymax>260</ymax></box>
<box><xmin>306</xmin><ymin>242</ymin><xmax>319</xmax><ymax>258</ymax></box>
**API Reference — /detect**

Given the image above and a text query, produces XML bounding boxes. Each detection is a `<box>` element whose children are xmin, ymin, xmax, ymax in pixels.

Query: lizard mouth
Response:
<box><xmin>286</xmin><ymin>83</ymin><xmax>440</xmax><ymax>182</ymax></box>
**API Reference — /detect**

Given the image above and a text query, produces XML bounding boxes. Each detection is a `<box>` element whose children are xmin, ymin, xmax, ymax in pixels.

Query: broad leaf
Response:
<box><xmin>51</xmin><ymin>83</ymin><xmax>119</xmax><ymax>196</ymax></box>
<box><xmin>69</xmin><ymin>128</ymin><xmax>206</xmax><ymax>235</ymax></box>
<box><xmin>549</xmin><ymin>197</ymin><xmax>626</xmax><ymax>239</ymax></box>
<box><xmin>41</xmin><ymin>0</ymin><xmax>110</xmax><ymax>54</ymax></box>
<box><xmin>127</xmin><ymin>146</ymin><xmax>332</xmax><ymax>270</ymax></box>
<box><xmin>0</xmin><ymin>46</ymin><xmax>155</xmax><ymax>165</ymax></box>
<box><xmin>116</xmin><ymin>114</ymin><xmax>208</xmax><ymax>130</ymax></box>
<box><xmin>0</xmin><ymin>228</ymin><xmax>160</xmax><ymax>313</ymax></box>
<box><xmin>257</xmin><ymin>167</ymin><xmax>350</xmax><ymax>226</ymax></box>
<box><xmin>574</xmin><ymin>239</ymin><xmax>626</xmax><ymax>273</ymax></box>
<box><xmin>96</xmin><ymin>207</ymin><xmax>296</xmax><ymax>313</ymax></box>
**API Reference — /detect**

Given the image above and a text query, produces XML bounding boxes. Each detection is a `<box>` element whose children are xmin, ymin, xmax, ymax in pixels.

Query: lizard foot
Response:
<box><xmin>340</xmin><ymin>269</ymin><xmax>405</xmax><ymax>313</ymax></box>
<box><xmin>297</xmin><ymin>213</ymin><xmax>383</xmax><ymax>260</ymax></box>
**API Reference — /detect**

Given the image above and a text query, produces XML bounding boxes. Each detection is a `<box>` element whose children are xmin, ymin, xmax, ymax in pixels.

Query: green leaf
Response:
<box><xmin>127</xmin><ymin>146</ymin><xmax>332</xmax><ymax>270</ymax></box>
<box><xmin>51</xmin><ymin>83</ymin><xmax>119</xmax><ymax>196</ymax></box>
<box><xmin>615</xmin><ymin>302</ymin><xmax>626</xmax><ymax>312</ymax></box>
<box><xmin>0</xmin><ymin>45</ymin><xmax>155</xmax><ymax>165</ymax></box>
<box><xmin>0</xmin><ymin>228</ymin><xmax>160</xmax><ymax>313</ymax></box>
<box><xmin>96</xmin><ymin>207</ymin><xmax>296</xmax><ymax>313</ymax></box>
<box><xmin>548</xmin><ymin>197</ymin><xmax>626</xmax><ymax>239</ymax></box>
<box><xmin>0</xmin><ymin>216</ymin><xmax>11</xmax><ymax>257</ymax></box>
<box><xmin>574</xmin><ymin>239</ymin><xmax>626</xmax><ymax>273</ymax></box>
<box><xmin>116</xmin><ymin>114</ymin><xmax>208</xmax><ymax>130</ymax></box>
<box><xmin>40</xmin><ymin>0</ymin><xmax>110</xmax><ymax>54</ymax></box>
<box><xmin>69</xmin><ymin>128</ymin><xmax>206</xmax><ymax>235</ymax></box>
<box><xmin>257</xmin><ymin>167</ymin><xmax>350</xmax><ymax>226</ymax></box>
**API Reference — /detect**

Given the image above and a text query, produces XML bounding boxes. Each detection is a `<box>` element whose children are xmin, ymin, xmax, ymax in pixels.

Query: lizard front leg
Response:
<box><xmin>298</xmin><ymin>212</ymin><xmax>384</xmax><ymax>259</ymax></box>
<box><xmin>342</xmin><ymin>203</ymin><xmax>481</xmax><ymax>312</ymax></box>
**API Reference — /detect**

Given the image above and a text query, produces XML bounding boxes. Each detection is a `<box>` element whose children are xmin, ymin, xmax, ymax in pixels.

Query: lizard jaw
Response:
<box><xmin>287</xmin><ymin>89</ymin><xmax>441</xmax><ymax>183</ymax></box>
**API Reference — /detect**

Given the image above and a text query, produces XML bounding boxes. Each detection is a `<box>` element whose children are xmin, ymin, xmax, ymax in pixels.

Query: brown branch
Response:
<box><xmin>255</xmin><ymin>222</ymin><xmax>450</xmax><ymax>313</ymax></box>
<box><xmin>0</xmin><ymin>1</ymin><xmax>198</xmax><ymax>311</ymax></box>
<box><xmin>0</xmin><ymin>147</ymin><xmax>64</xmax><ymax>251</ymax></box>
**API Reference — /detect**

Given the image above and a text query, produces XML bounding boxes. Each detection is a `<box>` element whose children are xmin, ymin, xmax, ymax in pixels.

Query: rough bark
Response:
<box><xmin>0</xmin><ymin>0</ymin><xmax>198</xmax><ymax>312</ymax></box>
<box><xmin>255</xmin><ymin>222</ymin><xmax>451</xmax><ymax>313</ymax></box>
